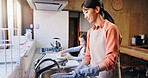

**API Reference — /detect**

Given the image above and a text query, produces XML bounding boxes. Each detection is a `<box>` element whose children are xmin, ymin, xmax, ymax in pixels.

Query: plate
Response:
<box><xmin>56</xmin><ymin>53</ymin><xmax>67</xmax><ymax>59</ymax></box>
<box><xmin>57</xmin><ymin>56</ymin><xmax>66</xmax><ymax>59</ymax></box>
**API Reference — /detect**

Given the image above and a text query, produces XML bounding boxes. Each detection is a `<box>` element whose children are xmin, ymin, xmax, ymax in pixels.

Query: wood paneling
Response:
<box><xmin>130</xmin><ymin>0</ymin><xmax>148</xmax><ymax>13</ymax></box>
<box><xmin>103</xmin><ymin>0</ymin><xmax>148</xmax><ymax>46</ymax></box>
<box><xmin>64</xmin><ymin>0</ymin><xmax>85</xmax><ymax>12</ymax></box>
<box><xmin>130</xmin><ymin>14</ymin><xmax>148</xmax><ymax>42</ymax></box>
<box><xmin>103</xmin><ymin>0</ymin><xmax>128</xmax><ymax>46</ymax></box>
<box><xmin>103</xmin><ymin>0</ymin><xmax>132</xmax><ymax>13</ymax></box>
<box><xmin>111</xmin><ymin>12</ymin><xmax>130</xmax><ymax>45</ymax></box>
<box><xmin>62</xmin><ymin>0</ymin><xmax>148</xmax><ymax>46</ymax></box>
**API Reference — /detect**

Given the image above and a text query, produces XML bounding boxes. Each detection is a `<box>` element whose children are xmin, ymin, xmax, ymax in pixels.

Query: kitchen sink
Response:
<box><xmin>34</xmin><ymin>51</ymin><xmax>79</xmax><ymax>78</ymax></box>
<box><xmin>34</xmin><ymin>56</ymin><xmax>77</xmax><ymax>78</ymax></box>
<box><xmin>39</xmin><ymin>67</ymin><xmax>75</xmax><ymax>78</ymax></box>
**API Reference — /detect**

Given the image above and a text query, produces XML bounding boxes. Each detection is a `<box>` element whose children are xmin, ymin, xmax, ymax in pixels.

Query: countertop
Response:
<box><xmin>120</xmin><ymin>45</ymin><xmax>148</xmax><ymax>61</ymax></box>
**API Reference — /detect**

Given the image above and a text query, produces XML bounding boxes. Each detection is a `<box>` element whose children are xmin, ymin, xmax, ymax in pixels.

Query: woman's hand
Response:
<box><xmin>59</xmin><ymin>50</ymin><xmax>66</xmax><ymax>54</ymax></box>
<box><xmin>65</xmin><ymin>56</ymin><xmax>72</xmax><ymax>60</ymax></box>
<box><xmin>62</xmin><ymin>65</ymin><xmax>100</xmax><ymax>78</ymax></box>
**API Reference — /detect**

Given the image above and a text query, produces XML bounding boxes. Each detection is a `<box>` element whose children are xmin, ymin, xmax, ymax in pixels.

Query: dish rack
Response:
<box><xmin>40</xmin><ymin>47</ymin><xmax>63</xmax><ymax>53</ymax></box>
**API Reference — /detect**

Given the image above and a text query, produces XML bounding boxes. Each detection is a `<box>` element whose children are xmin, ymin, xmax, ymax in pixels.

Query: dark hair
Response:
<box><xmin>79</xmin><ymin>32</ymin><xmax>87</xmax><ymax>42</ymax></box>
<box><xmin>81</xmin><ymin>0</ymin><xmax>114</xmax><ymax>24</ymax></box>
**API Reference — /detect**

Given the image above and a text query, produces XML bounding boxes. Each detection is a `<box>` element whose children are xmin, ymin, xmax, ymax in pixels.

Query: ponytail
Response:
<box><xmin>103</xmin><ymin>10</ymin><xmax>114</xmax><ymax>24</ymax></box>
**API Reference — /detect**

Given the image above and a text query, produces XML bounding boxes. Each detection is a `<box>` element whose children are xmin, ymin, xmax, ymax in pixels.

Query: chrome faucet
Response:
<box><xmin>34</xmin><ymin>53</ymin><xmax>46</xmax><ymax>66</ymax></box>
<box><xmin>34</xmin><ymin>56</ymin><xmax>68</xmax><ymax>78</ymax></box>
<box><xmin>34</xmin><ymin>58</ymin><xmax>60</xmax><ymax>78</ymax></box>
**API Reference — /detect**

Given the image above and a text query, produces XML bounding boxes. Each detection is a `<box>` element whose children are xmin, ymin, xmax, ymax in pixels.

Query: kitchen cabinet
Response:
<box><xmin>120</xmin><ymin>45</ymin><xmax>148</xmax><ymax>61</ymax></box>
<box><xmin>120</xmin><ymin>45</ymin><xmax>148</xmax><ymax>78</ymax></box>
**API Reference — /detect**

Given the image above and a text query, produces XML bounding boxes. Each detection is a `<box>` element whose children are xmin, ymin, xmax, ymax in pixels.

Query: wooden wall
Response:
<box><xmin>65</xmin><ymin>0</ymin><xmax>84</xmax><ymax>11</ymax></box>
<box><xmin>62</xmin><ymin>0</ymin><xmax>148</xmax><ymax>46</ymax></box>
<box><xmin>60</xmin><ymin>0</ymin><xmax>84</xmax><ymax>12</ymax></box>
<box><xmin>103</xmin><ymin>0</ymin><xmax>148</xmax><ymax>46</ymax></box>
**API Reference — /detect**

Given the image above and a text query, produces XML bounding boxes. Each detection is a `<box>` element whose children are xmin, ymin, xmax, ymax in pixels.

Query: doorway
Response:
<box><xmin>69</xmin><ymin>18</ymin><xmax>79</xmax><ymax>48</ymax></box>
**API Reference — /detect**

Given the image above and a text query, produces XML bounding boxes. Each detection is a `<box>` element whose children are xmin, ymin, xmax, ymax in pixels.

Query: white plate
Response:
<box><xmin>56</xmin><ymin>53</ymin><xmax>67</xmax><ymax>59</ymax></box>
<box><xmin>57</xmin><ymin>56</ymin><xmax>66</xmax><ymax>59</ymax></box>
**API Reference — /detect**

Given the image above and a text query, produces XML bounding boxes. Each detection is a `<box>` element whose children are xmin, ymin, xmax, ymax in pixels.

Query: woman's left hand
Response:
<box><xmin>65</xmin><ymin>56</ymin><xmax>72</xmax><ymax>60</ymax></box>
<box><xmin>62</xmin><ymin>65</ymin><xmax>100</xmax><ymax>78</ymax></box>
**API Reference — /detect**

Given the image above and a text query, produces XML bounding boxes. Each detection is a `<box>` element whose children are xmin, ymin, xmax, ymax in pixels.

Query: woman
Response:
<box><xmin>59</xmin><ymin>32</ymin><xmax>87</xmax><ymax>62</ymax></box>
<box><xmin>63</xmin><ymin>0</ymin><xmax>122</xmax><ymax>78</ymax></box>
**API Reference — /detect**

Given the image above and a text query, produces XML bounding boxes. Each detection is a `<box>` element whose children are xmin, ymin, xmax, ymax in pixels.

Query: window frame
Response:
<box><xmin>0</xmin><ymin>0</ymin><xmax>22</xmax><ymax>45</ymax></box>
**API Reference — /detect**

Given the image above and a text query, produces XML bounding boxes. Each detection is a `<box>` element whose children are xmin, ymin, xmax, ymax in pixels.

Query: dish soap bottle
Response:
<box><xmin>26</xmin><ymin>30</ymin><xmax>32</xmax><ymax>41</ymax></box>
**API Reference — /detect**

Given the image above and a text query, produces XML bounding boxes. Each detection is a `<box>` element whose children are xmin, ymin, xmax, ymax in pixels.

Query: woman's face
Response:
<box><xmin>79</xmin><ymin>37</ymin><xmax>86</xmax><ymax>47</ymax></box>
<box><xmin>82</xmin><ymin>7</ymin><xmax>98</xmax><ymax>23</ymax></box>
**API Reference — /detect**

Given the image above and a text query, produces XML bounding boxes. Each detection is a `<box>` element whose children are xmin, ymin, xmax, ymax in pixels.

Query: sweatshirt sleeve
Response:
<box><xmin>102</xmin><ymin>25</ymin><xmax>122</xmax><ymax>71</ymax></box>
<box><xmin>65</xmin><ymin>46</ymin><xmax>82</xmax><ymax>53</ymax></box>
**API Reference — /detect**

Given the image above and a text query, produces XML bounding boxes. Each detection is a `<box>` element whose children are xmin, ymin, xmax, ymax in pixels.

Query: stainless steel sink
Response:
<box><xmin>40</xmin><ymin>67</ymin><xmax>75</xmax><ymax>78</ymax></box>
<box><xmin>34</xmin><ymin>52</ymin><xmax>79</xmax><ymax>78</ymax></box>
<box><xmin>34</xmin><ymin>56</ymin><xmax>76</xmax><ymax>78</ymax></box>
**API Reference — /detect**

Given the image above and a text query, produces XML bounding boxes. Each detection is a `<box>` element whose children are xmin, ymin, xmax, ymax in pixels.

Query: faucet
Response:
<box><xmin>35</xmin><ymin>58</ymin><xmax>60</xmax><ymax>78</ymax></box>
<box><xmin>34</xmin><ymin>58</ymin><xmax>68</xmax><ymax>78</ymax></box>
<box><xmin>34</xmin><ymin>53</ymin><xmax>46</xmax><ymax>67</ymax></box>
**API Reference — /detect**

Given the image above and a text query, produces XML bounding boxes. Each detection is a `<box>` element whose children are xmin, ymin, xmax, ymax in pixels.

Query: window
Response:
<box><xmin>7</xmin><ymin>0</ymin><xmax>14</xmax><ymax>29</ymax></box>
<box><xmin>0</xmin><ymin>0</ymin><xmax>23</xmax><ymax>76</ymax></box>
<box><xmin>17</xmin><ymin>1</ymin><xmax>22</xmax><ymax>35</ymax></box>
<box><xmin>0</xmin><ymin>0</ymin><xmax>22</xmax><ymax>45</ymax></box>
<box><xmin>0</xmin><ymin>0</ymin><xmax>2</xmax><ymax>28</ymax></box>
<box><xmin>0</xmin><ymin>0</ymin><xmax>4</xmax><ymax>44</ymax></box>
<box><xmin>6</xmin><ymin>0</ymin><xmax>22</xmax><ymax>36</ymax></box>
